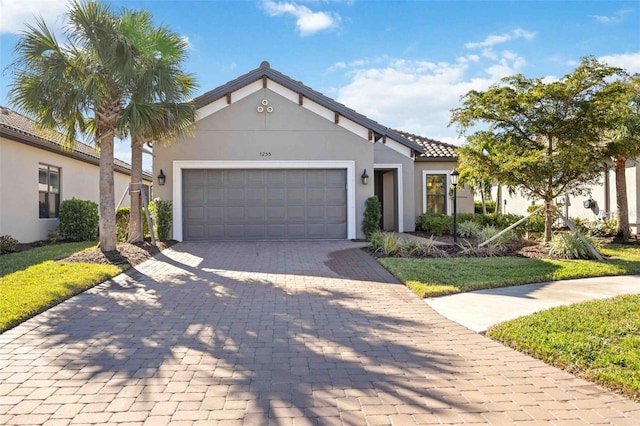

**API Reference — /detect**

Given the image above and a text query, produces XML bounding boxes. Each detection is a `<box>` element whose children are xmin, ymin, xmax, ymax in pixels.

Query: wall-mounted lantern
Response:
<box><xmin>158</xmin><ymin>169</ymin><xmax>166</xmax><ymax>186</ymax></box>
<box><xmin>361</xmin><ymin>169</ymin><xmax>369</xmax><ymax>185</ymax></box>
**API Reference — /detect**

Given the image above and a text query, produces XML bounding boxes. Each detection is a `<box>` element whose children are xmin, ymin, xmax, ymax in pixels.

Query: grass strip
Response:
<box><xmin>0</xmin><ymin>261</ymin><xmax>124</xmax><ymax>332</ymax></box>
<box><xmin>486</xmin><ymin>294</ymin><xmax>640</xmax><ymax>402</ymax></box>
<box><xmin>0</xmin><ymin>241</ymin><xmax>98</xmax><ymax>277</ymax></box>
<box><xmin>379</xmin><ymin>244</ymin><xmax>640</xmax><ymax>298</ymax></box>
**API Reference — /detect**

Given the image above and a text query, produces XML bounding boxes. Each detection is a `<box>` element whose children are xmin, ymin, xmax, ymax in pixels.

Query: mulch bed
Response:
<box><xmin>62</xmin><ymin>240</ymin><xmax>177</xmax><ymax>266</ymax></box>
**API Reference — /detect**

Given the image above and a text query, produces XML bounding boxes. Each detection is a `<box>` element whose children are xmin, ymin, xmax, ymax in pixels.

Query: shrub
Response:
<box><xmin>47</xmin><ymin>228</ymin><xmax>60</xmax><ymax>243</ymax></box>
<box><xmin>153</xmin><ymin>199</ymin><xmax>172</xmax><ymax>240</ymax></box>
<box><xmin>369</xmin><ymin>231</ymin><xmax>447</xmax><ymax>258</ymax></box>
<box><xmin>58</xmin><ymin>198</ymin><xmax>99</xmax><ymax>241</ymax></box>
<box><xmin>474</xmin><ymin>200</ymin><xmax>496</xmax><ymax>214</ymax></box>
<box><xmin>548</xmin><ymin>231</ymin><xmax>601</xmax><ymax>259</ymax></box>
<box><xmin>369</xmin><ymin>230</ymin><xmax>401</xmax><ymax>256</ymax></box>
<box><xmin>399</xmin><ymin>237</ymin><xmax>447</xmax><ymax>258</ymax></box>
<box><xmin>416</xmin><ymin>213</ymin><xmax>452</xmax><ymax>235</ymax></box>
<box><xmin>0</xmin><ymin>235</ymin><xmax>18</xmax><ymax>254</ymax></box>
<box><xmin>588</xmin><ymin>217</ymin><xmax>618</xmax><ymax>237</ymax></box>
<box><xmin>457</xmin><ymin>220</ymin><xmax>482</xmax><ymax>238</ymax></box>
<box><xmin>362</xmin><ymin>196</ymin><xmax>382</xmax><ymax>238</ymax></box>
<box><xmin>116</xmin><ymin>207</ymin><xmax>130</xmax><ymax>242</ymax></box>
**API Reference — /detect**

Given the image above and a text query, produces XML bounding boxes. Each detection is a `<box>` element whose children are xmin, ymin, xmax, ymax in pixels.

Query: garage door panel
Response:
<box><xmin>183</xmin><ymin>169</ymin><xmax>347</xmax><ymax>240</ymax></box>
<box><xmin>206</xmin><ymin>170</ymin><xmax>224</xmax><ymax>184</ymax></box>
<box><xmin>207</xmin><ymin>207</ymin><xmax>224</xmax><ymax>220</ymax></box>
<box><xmin>267</xmin><ymin>206</ymin><xmax>285</xmax><ymax>219</ymax></box>
<box><xmin>227</xmin><ymin>206</ymin><xmax>245</xmax><ymax>219</ymax></box>
<box><xmin>247</xmin><ymin>206</ymin><xmax>266</xmax><ymax>220</ymax></box>
<box><xmin>246</xmin><ymin>188</ymin><xmax>266</xmax><ymax>204</ymax></box>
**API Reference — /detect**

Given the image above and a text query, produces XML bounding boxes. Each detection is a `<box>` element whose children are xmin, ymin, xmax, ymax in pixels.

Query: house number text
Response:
<box><xmin>260</xmin><ymin>152</ymin><xmax>272</xmax><ymax>157</ymax></box>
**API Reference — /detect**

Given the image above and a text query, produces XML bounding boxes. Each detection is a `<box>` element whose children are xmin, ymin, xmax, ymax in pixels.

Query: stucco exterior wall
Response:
<box><xmin>413</xmin><ymin>161</ymin><xmax>474</xmax><ymax>221</ymax></box>
<box><xmin>494</xmin><ymin>161</ymin><xmax>639</xmax><ymax>233</ymax></box>
<box><xmin>0</xmin><ymin>136</ymin><xmax>140</xmax><ymax>243</ymax></box>
<box><xmin>154</xmin><ymin>88</ymin><xmax>376</xmax><ymax>240</ymax></box>
<box><xmin>374</xmin><ymin>143</ymin><xmax>416</xmax><ymax>232</ymax></box>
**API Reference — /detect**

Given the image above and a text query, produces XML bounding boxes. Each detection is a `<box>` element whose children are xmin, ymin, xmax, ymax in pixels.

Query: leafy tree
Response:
<box><xmin>11</xmin><ymin>0</ymin><xmax>137</xmax><ymax>251</ymax></box>
<box><xmin>450</xmin><ymin>57</ymin><xmax>625</xmax><ymax>241</ymax></box>
<box><xmin>117</xmin><ymin>9</ymin><xmax>197</xmax><ymax>243</ymax></box>
<box><xmin>456</xmin><ymin>132</ymin><xmax>497</xmax><ymax>215</ymax></box>
<box><xmin>598</xmin><ymin>74</ymin><xmax>640</xmax><ymax>240</ymax></box>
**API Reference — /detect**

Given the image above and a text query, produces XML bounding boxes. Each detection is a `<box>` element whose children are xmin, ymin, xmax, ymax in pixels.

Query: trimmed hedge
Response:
<box><xmin>58</xmin><ymin>198</ymin><xmax>99</xmax><ymax>241</ymax></box>
<box><xmin>153</xmin><ymin>199</ymin><xmax>172</xmax><ymax>240</ymax></box>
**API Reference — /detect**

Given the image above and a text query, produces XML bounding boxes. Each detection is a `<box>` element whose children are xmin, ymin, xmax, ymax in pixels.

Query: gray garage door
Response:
<box><xmin>183</xmin><ymin>169</ymin><xmax>347</xmax><ymax>240</ymax></box>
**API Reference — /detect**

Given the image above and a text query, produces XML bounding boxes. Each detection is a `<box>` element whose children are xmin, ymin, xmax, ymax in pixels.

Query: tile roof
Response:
<box><xmin>0</xmin><ymin>106</ymin><xmax>149</xmax><ymax>177</ymax></box>
<box><xmin>394</xmin><ymin>130</ymin><xmax>458</xmax><ymax>160</ymax></box>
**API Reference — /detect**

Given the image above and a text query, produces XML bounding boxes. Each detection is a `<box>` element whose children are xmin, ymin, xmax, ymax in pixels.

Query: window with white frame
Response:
<box><xmin>423</xmin><ymin>172</ymin><xmax>447</xmax><ymax>214</ymax></box>
<box><xmin>39</xmin><ymin>164</ymin><xmax>60</xmax><ymax>218</ymax></box>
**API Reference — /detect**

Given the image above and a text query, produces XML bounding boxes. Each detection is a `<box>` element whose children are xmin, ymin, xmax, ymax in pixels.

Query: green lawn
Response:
<box><xmin>379</xmin><ymin>244</ymin><xmax>640</xmax><ymax>298</ymax></box>
<box><xmin>0</xmin><ymin>242</ymin><xmax>125</xmax><ymax>332</ymax></box>
<box><xmin>487</xmin><ymin>294</ymin><xmax>640</xmax><ymax>402</ymax></box>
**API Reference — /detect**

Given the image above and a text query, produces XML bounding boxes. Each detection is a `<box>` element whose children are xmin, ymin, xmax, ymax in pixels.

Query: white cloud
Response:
<box><xmin>465</xmin><ymin>28</ymin><xmax>535</xmax><ymax>49</ymax></box>
<box><xmin>262</xmin><ymin>0</ymin><xmax>339</xmax><ymax>36</ymax></box>
<box><xmin>592</xmin><ymin>9</ymin><xmax>632</xmax><ymax>24</ymax></box>
<box><xmin>0</xmin><ymin>0</ymin><xmax>69</xmax><ymax>34</ymax></box>
<box><xmin>334</xmin><ymin>52</ymin><xmax>528</xmax><ymax>141</ymax></box>
<box><xmin>598</xmin><ymin>52</ymin><xmax>640</xmax><ymax>74</ymax></box>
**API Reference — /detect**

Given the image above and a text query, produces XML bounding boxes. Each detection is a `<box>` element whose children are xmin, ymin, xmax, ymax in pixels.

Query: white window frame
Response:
<box><xmin>421</xmin><ymin>170</ymin><xmax>451</xmax><ymax>215</ymax></box>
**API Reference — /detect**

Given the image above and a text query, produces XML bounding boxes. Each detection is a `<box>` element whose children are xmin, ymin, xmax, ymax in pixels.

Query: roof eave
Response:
<box><xmin>194</xmin><ymin>66</ymin><xmax>426</xmax><ymax>153</ymax></box>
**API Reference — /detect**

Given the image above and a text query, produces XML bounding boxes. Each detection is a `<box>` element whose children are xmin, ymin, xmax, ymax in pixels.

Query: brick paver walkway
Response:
<box><xmin>1</xmin><ymin>241</ymin><xmax>639</xmax><ymax>425</ymax></box>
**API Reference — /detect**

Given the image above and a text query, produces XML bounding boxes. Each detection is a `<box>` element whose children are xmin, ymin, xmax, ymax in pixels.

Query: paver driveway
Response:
<box><xmin>1</xmin><ymin>241</ymin><xmax>639</xmax><ymax>425</ymax></box>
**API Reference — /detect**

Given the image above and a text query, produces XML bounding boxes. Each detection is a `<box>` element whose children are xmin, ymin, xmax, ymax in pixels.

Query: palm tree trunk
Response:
<box><xmin>128</xmin><ymin>138</ymin><xmax>143</xmax><ymax>243</ymax></box>
<box><xmin>99</xmin><ymin>134</ymin><xmax>117</xmax><ymax>252</ymax></box>
<box><xmin>614</xmin><ymin>156</ymin><xmax>631</xmax><ymax>240</ymax></box>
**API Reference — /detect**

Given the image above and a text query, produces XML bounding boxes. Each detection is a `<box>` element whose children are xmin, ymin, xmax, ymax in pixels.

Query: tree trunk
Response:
<box><xmin>480</xmin><ymin>185</ymin><xmax>487</xmax><ymax>215</ymax></box>
<box><xmin>128</xmin><ymin>138</ymin><xmax>143</xmax><ymax>243</ymax></box>
<box><xmin>614</xmin><ymin>156</ymin><xmax>631</xmax><ymax>240</ymax></box>
<box><xmin>495</xmin><ymin>184</ymin><xmax>502</xmax><ymax>214</ymax></box>
<box><xmin>99</xmin><ymin>134</ymin><xmax>117</xmax><ymax>252</ymax></box>
<box><xmin>544</xmin><ymin>198</ymin><xmax>553</xmax><ymax>242</ymax></box>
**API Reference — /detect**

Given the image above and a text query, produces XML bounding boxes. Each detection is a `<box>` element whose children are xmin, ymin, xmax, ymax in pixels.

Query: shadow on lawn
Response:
<box><xmin>34</xmin><ymin>242</ymin><xmax>483</xmax><ymax>422</ymax></box>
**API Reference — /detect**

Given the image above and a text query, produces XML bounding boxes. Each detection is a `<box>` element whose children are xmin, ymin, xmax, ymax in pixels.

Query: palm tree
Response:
<box><xmin>600</xmin><ymin>74</ymin><xmax>640</xmax><ymax>240</ymax></box>
<box><xmin>10</xmin><ymin>0</ymin><xmax>137</xmax><ymax>252</ymax></box>
<box><xmin>117</xmin><ymin>9</ymin><xmax>197</xmax><ymax>243</ymax></box>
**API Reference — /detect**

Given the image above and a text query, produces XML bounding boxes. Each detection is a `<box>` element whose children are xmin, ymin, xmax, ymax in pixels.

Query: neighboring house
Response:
<box><xmin>154</xmin><ymin>61</ymin><xmax>472</xmax><ymax>241</ymax></box>
<box><xmin>492</xmin><ymin>160</ymin><xmax>640</xmax><ymax>233</ymax></box>
<box><xmin>0</xmin><ymin>106</ymin><xmax>153</xmax><ymax>243</ymax></box>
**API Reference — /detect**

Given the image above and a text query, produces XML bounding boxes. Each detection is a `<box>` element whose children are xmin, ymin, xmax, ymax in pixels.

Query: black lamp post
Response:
<box><xmin>450</xmin><ymin>169</ymin><xmax>459</xmax><ymax>243</ymax></box>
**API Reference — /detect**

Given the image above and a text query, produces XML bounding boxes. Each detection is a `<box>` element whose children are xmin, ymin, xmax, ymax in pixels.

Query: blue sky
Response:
<box><xmin>1</xmin><ymin>0</ymin><xmax>639</xmax><ymax>169</ymax></box>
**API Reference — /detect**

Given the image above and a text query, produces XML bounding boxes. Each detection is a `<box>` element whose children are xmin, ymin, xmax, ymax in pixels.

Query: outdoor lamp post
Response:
<box><xmin>450</xmin><ymin>169</ymin><xmax>459</xmax><ymax>243</ymax></box>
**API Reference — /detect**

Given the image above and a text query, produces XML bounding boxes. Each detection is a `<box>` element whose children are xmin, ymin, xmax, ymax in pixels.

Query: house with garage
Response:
<box><xmin>0</xmin><ymin>106</ymin><xmax>152</xmax><ymax>243</ymax></box>
<box><xmin>153</xmin><ymin>61</ymin><xmax>472</xmax><ymax>241</ymax></box>
<box><xmin>494</xmin><ymin>161</ymin><xmax>640</xmax><ymax>234</ymax></box>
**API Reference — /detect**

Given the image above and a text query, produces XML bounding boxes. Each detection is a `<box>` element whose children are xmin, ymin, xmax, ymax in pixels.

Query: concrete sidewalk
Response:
<box><xmin>426</xmin><ymin>275</ymin><xmax>640</xmax><ymax>333</ymax></box>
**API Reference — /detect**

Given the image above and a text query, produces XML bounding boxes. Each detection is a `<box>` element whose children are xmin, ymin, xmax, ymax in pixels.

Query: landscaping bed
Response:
<box><xmin>62</xmin><ymin>240</ymin><xmax>176</xmax><ymax>266</ymax></box>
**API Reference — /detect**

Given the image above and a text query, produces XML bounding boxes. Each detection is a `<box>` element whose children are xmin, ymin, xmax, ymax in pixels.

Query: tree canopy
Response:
<box><xmin>450</xmin><ymin>57</ymin><xmax>627</xmax><ymax>241</ymax></box>
<box><xmin>10</xmin><ymin>0</ymin><xmax>195</xmax><ymax>250</ymax></box>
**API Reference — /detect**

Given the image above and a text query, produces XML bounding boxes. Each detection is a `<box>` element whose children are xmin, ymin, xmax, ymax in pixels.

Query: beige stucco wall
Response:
<box><xmin>0</xmin><ymin>136</ymin><xmax>142</xmax><ymax>243</ymax></box>
<box><xmin>154</xmin><ymin>88</ymin><xmax>377</xmax><ymax>240</ymax></box>
<box><xmin>494</xmin><ymin>160</ymin><xmax>639</xmax><ymax>233</ymax></box>
<box><xmin>413</xmin><ymin>161</ymin><xmax>474</xmax><ymax>222</ymax></box>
